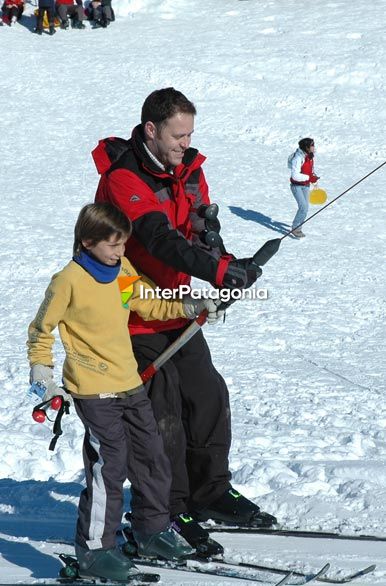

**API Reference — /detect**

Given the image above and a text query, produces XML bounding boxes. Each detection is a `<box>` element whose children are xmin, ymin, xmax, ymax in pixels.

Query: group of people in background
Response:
<box><xmin>0</xmin><ymin>0</ymin><xmax>113</xmax><ymax>33</ymax></box>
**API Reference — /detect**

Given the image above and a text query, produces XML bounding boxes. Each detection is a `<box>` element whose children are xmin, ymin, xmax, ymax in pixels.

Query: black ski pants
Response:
<box><xmin>74</xmin><ymin>390</ymin><xmax>171</xmax><ymax>550</ymax></box>
<box><xmin>132</xmin><ymin>327</ymin><xmax>232</xmax><ymax>517</ymax></box>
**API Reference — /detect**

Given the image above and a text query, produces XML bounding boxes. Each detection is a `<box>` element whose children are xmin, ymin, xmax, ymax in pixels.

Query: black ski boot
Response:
<box><xmin>194</xmin><ymin>488</ymin><xmax>277</xmax><ymax>528</ymax></box>
<box><xmin>75</xmin><ymin>543</ymin><xmax>140</xmax><ymax>581</ymax></box>
<box><xmin>171</xmin><ymin>513</ymin><xmax>224</xmax><ymax>558</ymax></box>
<box><xmin>134</xmin><ymin>527</ymin><xmax>193</xmax><ymax>561</ymax></box>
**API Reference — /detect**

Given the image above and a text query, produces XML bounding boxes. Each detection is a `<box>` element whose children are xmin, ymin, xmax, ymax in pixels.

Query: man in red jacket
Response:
<box><xmin>93</xmin><ymin>88</ymin><xmax>277</xmax><ymax>555</ymax></box>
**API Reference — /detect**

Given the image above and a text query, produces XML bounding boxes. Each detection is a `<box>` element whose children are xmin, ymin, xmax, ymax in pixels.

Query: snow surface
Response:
<box><xmin>1</xmin><ymin>0</ymin><xmax>386</xmax><ymax>582</ymax></box>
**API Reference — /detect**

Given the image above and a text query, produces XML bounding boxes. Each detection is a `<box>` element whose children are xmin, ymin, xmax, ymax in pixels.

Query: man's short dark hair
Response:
<box><xmin>141</xmin><ymin>88</ymin><xmax>196</xmax><ymax>130</ymax></box>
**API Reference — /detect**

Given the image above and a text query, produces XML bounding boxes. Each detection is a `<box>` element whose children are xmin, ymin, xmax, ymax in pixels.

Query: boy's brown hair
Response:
<box><xmin>73</xmin><ymin>202</ymin><xmax>132</xmax><ymax>255</ymax></box>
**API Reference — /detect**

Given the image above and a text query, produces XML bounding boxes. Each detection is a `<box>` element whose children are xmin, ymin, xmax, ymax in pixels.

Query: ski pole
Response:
<box><xmin>284</xmin><ymin>160</ymin><xmax>386</xmax><ymax>240</ymax></box>
<box><xmin>139</xmin><ymin>233</ymin><xmax>281</xmax><ymax>384</ymax></box>
<box><xmin>249</xmin><ymin>160</ymin><xmax>386</xmax><ymax>262</ymax></box>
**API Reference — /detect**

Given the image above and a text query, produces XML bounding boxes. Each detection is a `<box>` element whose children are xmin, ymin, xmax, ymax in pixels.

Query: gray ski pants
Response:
<box><xmin>74</xmin><ymin>389</ymin><xmax>171</xmax><ymax>550</ymax></box>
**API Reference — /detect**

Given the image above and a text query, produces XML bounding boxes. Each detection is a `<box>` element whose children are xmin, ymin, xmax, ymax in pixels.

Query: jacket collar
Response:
<box><xmin>131</xmin><ymin>124</ymin><xmax>204</xmax><ymax>178</ymax></box>
<box><xmin>73</xmin><ymin>250</ymin><xmax>121</xmax><ymax>283</ymax></box>
<box><xmin>92</xmin><ymin>125</ymin><xmax>206</xmax><ymax>178</ymax></box>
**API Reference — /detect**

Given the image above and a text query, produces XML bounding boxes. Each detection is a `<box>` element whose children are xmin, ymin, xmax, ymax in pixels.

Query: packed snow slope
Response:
<box><xmin>0</xmin><ymin>0</ymin><xmax>386</xmax><ymax>582</ymax></box>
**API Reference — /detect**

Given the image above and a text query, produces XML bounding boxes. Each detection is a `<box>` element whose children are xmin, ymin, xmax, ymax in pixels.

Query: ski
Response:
<box><xmin>205</xmin><ymin>524</ymin><xmax>386</xmax><ymax>542</ymax></box>
<box><xmin>0</xmin><ymin>581</ymin><xmax>159</xmax><ymax>586</ymax></box>
<box><xmin>201</xmin><ymin>560</ymin><xmax>330</xmax><ymax>585</ymax></box>
<box><xmin>229</xmin><ymin>560</ymin><xmax>375</xmax><ymax>584</ymax></box>
<box><xmin>305</xmin><ymin>564</ymin><xmax>376</xmax><ymax>584</ymax></box>
<box><xmin>131</xmin><ymin>557</ymin><xmax>332</xmax><ymax>585</ymax></box>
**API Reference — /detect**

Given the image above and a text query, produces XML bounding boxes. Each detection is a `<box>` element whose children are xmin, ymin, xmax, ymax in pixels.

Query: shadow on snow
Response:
<box><xmin>0</xmin><ymin>478</ymin><xmax>132</xmax><ymax>577</ymax></box>
<box><xmin>229</xmin><ymin>205</ymin><xmax>290</xmax><ymax>236</ymax></box>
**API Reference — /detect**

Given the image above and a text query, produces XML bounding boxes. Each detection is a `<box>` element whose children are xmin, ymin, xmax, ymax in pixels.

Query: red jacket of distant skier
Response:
<box><xmin>3</xmin><ymin>0</ymin><xmax>24</xmax><ymax>8</ymax></box>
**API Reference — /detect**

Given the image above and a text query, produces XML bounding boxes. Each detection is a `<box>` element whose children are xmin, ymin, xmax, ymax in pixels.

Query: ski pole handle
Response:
<box><xmin>251</xmin><ymin>238</ymin><xmax>281</xmax><ymax>267</ymax></box>
<box><xmin>32</xmin><ymin>395</ymin><xmax>64</xmax><ymax>423</ymax></box>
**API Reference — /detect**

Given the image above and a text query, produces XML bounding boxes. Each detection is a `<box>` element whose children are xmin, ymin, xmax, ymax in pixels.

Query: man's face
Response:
<box><xmin>146</xmin><ymin>112</ymin><xmax>195</xmax><ymax>168</ymax></box>
<box><xmin>82</xmin><ymin>234</ymin><xmax>128</xmax><ymax>266</ymax></box>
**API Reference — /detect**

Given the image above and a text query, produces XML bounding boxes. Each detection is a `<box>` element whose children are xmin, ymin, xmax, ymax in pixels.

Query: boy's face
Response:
<box><xmin>82</xmin><ymin>234</ymin><xmax>128</xmax><ymax>266</ymax></box>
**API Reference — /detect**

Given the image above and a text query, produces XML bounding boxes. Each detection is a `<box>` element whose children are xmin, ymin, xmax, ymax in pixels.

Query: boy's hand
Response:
<box><xmin>30</xmin><ymin>364</ymin><xmax>73</xmax><ymax>405</ymax></box>
<box><xmin>183</xmin><ymin>297</ymin><xmax>225</xmax><ymax>324</ymax></box>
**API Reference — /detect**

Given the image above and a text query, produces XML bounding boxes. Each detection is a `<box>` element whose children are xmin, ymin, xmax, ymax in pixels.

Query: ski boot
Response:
<box><xmin>171</xmin><ymin>513</ymin><xmax>224</xmax><ymax>558</ymax></box>
<box><xmin>133</xmin><ymin>527</ymin><xmax>193</xmax><ymax>561</ymax></box>
<box><xmin>74</xmin><ymin>543</ymin><xmax>142</xmax><ymax>581</ymax></box>
<box><xmin>60</xmin><ymin>19</ymin><xmax>69</xmax><ymax>29</ymax></box>
<box><xmin>49</xmin><ymin>25</ymin><xmax>56</xmax><ymax>35</ymax></box>
<box><xmin>34</xmin><ymin>27</ymin><xmax>43</xmax><ymax>34</ymax></box>
<box><xmin>194</xmin><ymin>488</ymin><xmax>278</xmax><ymax>528</ymax></box>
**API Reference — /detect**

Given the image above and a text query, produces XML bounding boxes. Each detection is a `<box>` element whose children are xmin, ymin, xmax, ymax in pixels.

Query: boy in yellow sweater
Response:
<box><xmin>27</xmin><ymin>202</ymin><xmax>220</xmax><ymax>581</ymax></box>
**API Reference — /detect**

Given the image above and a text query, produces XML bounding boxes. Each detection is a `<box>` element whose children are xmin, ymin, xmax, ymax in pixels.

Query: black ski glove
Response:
<box><xmin>222</xmin><ymin>258</ymin><xmax>262</xmax><ymax>290</ymax></box>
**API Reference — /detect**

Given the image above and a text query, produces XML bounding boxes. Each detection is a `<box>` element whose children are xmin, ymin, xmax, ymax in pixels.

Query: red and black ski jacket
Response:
<box><xmin>93</xmin><ymin>125</ymin><xmax>233</xmax><ymax>334</ymax></box>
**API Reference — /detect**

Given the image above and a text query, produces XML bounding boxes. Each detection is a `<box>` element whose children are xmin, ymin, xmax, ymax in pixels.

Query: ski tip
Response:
<box><xmin>360</xmin><ymin>564</ymin><xmax>376</xmax><ymax>575</ymax></box>
<box><xmin>275</xmin><ymin>571</ymin><xmax>294</xmax><ymax>586</ymax></box>
<box><xmin>320</xmin><ymin>563</ymin><xmax>331</xmax><ymax>573</ymax></box>
<box><xmin>304</xmin><ymin>563</ymin><xmax>331</xmax><ymax>583</ymax></box>
<box><xmin>135</xmin><ymin>574</ymin><xmax>161</xmax><ymax>583</ymax></box>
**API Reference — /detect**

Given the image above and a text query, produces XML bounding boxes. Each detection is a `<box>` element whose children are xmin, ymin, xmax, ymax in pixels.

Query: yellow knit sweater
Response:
<box><xmin>27</xmin><ymin>257</ymin><xmax>187</xmax><ymax>396</ymax></box>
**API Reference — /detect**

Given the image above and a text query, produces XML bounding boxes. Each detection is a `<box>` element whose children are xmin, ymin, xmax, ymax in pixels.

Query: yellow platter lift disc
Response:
<box><xmin>309</xmin><ymin>186</ymin><xmax>327</xmax><ymax>205</ymax></box>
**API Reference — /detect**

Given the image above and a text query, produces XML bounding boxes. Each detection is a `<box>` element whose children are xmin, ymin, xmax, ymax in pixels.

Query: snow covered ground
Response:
<box><xmin>0</xmin><ymin>0</ymin><xmax>386</xmax><ymax>582</ymax></box>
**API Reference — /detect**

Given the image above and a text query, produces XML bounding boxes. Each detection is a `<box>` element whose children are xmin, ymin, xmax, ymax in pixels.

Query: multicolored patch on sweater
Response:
<box><xmin>118</xmin><ymin>276</ymin><xmax>141</xmax><ymax>308</ymax></box>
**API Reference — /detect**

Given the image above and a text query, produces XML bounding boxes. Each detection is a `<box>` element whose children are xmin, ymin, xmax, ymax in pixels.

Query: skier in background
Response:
<box><xmin>34</xmin><ymin>0</ymin><xmax>56</xmax><ymax>34</ymax></box>
<box><xmin>55</xmin><ymin>0</ymin><xmax>85</xmax><ymax>29</ymax></box>
<box><xmin>288</xmin><ymin>137</ymin><xmax>319</xmax><ymax>238</ymax></box>
<box><xmin>88</xmin><ymin>0</ymin><xmax>113</xmax><ymax>28</ymax></box>
<box><xmin>0</xmin><ymin>0</ymin><xmax>24</xmax><ymax>25</ymax></box>
<box><xmin>93</xmin><ymin>87</ymin><xmax>278</xmax><ymax>557</ymax></box>
<box><xmin>27</xmin><ymin>202</ymin><xmax>221</xmax><ymax>581</ymax></box>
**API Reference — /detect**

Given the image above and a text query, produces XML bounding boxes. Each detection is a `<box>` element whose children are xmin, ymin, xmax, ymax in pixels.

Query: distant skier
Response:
<box><xmin>89</xmin><ymin>0</ymin><xmax>113</xmax><ymax>28</ymax></box>
<box><xmin>1</xmin><ymin>0</ymin><xmax>24</xmax><ymax>25</ymax></box>
<box><xmin>27</xmin><ymin>202</ymin><xmax>221</xmax><ymax>581</ymax></box>
<box><xmin>55</xmin><ymin>0</ymin><xmax>85</xmax><ymax>29</ymax></box>
<box><xmin>34</xmin><ymin>0</ymin><xmax>56</xmax><ymax>34</ymax></box>
<box><xmin>288</xmin><ymin>137</ymin><xmax>319</xmax><ymax>238</ymax></box>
